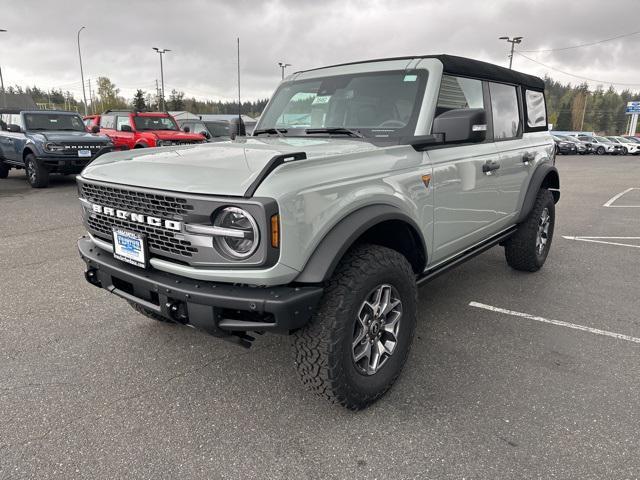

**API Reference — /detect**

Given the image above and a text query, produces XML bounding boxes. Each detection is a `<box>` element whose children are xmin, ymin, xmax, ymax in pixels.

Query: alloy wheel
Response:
<box><xmin>536</xmin><ymin>207</ymin><xmax>551</xmax><ymax>256</ymax></box>
<box><xmin>352</xmin><ymin>284</ymin><xmax>403</xmax><ymax>375</ymax></box>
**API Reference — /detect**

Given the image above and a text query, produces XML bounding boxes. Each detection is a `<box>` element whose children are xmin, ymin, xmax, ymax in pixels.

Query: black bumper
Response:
<box><xmin>78</xmin><ymin>237</ymin><xmax>324</xmax><ymax>336</ymax></box>
<box><xmin>38</xmin><ymin>146</ymin><xmax>116</xmax><ymax>173</ymax></box>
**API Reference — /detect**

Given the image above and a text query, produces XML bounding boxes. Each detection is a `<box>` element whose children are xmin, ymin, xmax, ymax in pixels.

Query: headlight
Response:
<box><xmin>212</xmin><ymin>207</ymin><xmax>259</xmax><ymax>259</ymax></box>
<box><xmin>44</xmin><ymin>142</ymin><xmax>65</xmax><ymax>152</ymax></box>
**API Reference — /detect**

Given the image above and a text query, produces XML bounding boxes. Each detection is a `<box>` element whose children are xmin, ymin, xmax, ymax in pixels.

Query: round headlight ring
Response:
<box><xmin>213</xmin><ymin>206</ymin><xmax>260</xmax><ymax>259</ymax></box>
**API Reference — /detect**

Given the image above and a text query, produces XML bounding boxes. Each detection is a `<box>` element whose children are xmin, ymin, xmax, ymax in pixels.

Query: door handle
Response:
<box><xmin>482</xmin><ymin>160</ymin><xmax>500</xmax><ymax>174</ymax></box>
<box><xmin>522</xmin><ymin>151</ymin><xmax>535</xmax><ymax>163</ymax></box>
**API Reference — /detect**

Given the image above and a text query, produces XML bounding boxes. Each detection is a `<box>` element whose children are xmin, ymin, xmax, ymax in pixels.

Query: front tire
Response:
<box><xmin>292</xmin><ymin>244</ymin><xmax>417</xmax><ymax>410</ymax></box>
<box><xmin>24</xmin><ymin>153</ymin><xmax>49</xmax><ymax>188</ymax></box>
<box><xmin>596</xmin><ymin>146</ymin><xmax>605</xmax><ymax>155</ymax></box>
<box><xmin>504</xmin><ymin>188</ymin><xmax>555</xmax><ymax>272</ymax></box>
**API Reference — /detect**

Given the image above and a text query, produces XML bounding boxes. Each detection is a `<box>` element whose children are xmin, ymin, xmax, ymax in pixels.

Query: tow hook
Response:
<box><xmin>166</xmin><ymin>301</ymin><xmax>188</xmax><ymax>324</ymax></box>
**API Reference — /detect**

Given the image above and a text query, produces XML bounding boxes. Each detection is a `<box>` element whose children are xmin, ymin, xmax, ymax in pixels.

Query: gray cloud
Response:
<box><xmin>1</xmin><ymin>0</ymin><xmax>640</xmax><ymax>103</ymax></box>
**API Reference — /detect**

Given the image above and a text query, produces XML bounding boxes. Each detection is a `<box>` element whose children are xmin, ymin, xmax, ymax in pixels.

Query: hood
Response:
<box><xmin>81</xmin><ymin>137</ymin><xmax>378</xmax><ymax>197</ymax></box>
<box><xmin>31</xmin><ymin>131</ymin><xmax>111</xmax><ymax>143</ymax></box>
<box><xmin>146</xmin><ymin>130</ymin><xmax>204</xmax><ymax>141</ymax></box>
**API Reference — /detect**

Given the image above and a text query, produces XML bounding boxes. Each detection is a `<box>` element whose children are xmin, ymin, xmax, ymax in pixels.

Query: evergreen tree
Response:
<box><xmin>132</xmin><ymin>89</ymin><xmax>147</xmax><ymax>111</ymax></box>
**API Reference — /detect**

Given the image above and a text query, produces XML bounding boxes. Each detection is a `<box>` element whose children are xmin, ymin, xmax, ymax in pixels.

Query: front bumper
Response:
<box><xmin>39</xmin><ymin>146</ymin><xmax>115</xmax><ymax>173</ymax></box>
<box><xmin>78</xmin><ymin>237</ymin><xmax>324</xmax><ymax>337</ymax></box>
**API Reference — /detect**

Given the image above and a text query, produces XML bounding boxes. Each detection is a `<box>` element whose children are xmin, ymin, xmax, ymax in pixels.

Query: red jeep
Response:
<box><xmin>88</xmin><ymin>111</ymin><xmax>205</xmax><ymax>149</ymax></box>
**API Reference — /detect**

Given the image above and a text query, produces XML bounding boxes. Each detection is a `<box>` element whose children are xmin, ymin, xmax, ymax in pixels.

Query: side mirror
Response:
<box><xmin>90</xmin><ymin>125</ymin><xmax>100</xmax><ymax>134</ymax></box>
<box><xmin>182</xmin><ymin>126</ymin><xmax>191</xmax><ymax>133</ymax></box>
<box><xmin>229</xmin><ymin>116</ymin><xmax>246</xmax><ymax>140</ymax></box>
<box><xmin>7</xmin><ymin>124</ymin><xmax>21</xmax><ymax>133</ymax></box>
<box><xmin>120</xmin><ymin>124</ymin><xmax>132</xmax><ymax>132</ymax></box>
<box><xmin>432</xmin><ymin>108</ymin><xmax>486</xmax><ymax>144</ymax></box>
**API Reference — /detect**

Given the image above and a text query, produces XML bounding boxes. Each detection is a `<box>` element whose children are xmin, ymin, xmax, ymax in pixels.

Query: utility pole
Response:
<box><xmin>278</xmin><ymin>61</ymin><xmax>291</xmax><ymax>80</ymax></box>
<box><xmin>237</xmin><ymin>37</ymin><xmax>242</xmax><ymax>133</ymax></box>
<box><xmin>77</xmin><ymin>26</ymin><xmax>88</xmax><ymax>115</ymax></box>
<box><xmin>499</xmin><ymin>36</ymin><xmax>523</xmax><ymax>69</ymax></box>
<box><xmin>579</xmin><ymin>92</ymin><xmax>588</xmax><ymax>132</ymax></box>
<box><xmin>0</xmin><ymin>29</ymin><xmax>7</xmax><ymax>109</ymax></box>
<box><xmin>152</xmin><ymin>47</ymin><xmax>171</xmax><ymax>110</ymax></box>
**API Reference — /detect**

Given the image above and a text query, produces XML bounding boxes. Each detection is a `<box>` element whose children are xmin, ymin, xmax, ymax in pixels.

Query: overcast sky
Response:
<box><xmin>1</xmin><ymin>0</ymin><xmax>640</xmax><ymax>103</ymax></box>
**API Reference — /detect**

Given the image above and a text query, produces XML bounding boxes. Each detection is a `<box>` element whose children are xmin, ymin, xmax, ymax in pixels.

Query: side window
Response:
<box><xmin>116</xmin><ymin>116</ymin><xmax>131</xmax><ymax>131</ymax></box>
<box><xmin>101</xmin><ymin>115</ymin><xmax>116</xmax><ymax>129</ymax></box>
<box><xmin>436</xmin><ymin>75</ymin><xmax>484</xmax><ymax>115</ymax></box>
<box><xmin>10</xmin><ymin>114</ymin><xmax>24</xmax><ymax>129</ymax></box>
<box><xmin>525</xmin><ymin>90</ymin><xmax>546</xmax><ymax>128</ymax></box>
<box><xmin>489</xmin><ymin>83</ymin><xmax>521</xmax><ymax>140</ymax></box>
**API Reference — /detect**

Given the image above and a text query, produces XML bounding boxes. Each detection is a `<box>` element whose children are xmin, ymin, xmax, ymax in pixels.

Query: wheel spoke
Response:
<box><xmin>354</xmin><ymin>341</ymin><xmax>372</xmax><ymax>364</ymax></box>
<box><xmin>382</xmin><ymin>298</ymin><xmax>401</xmax><ymax>316</ymax></box>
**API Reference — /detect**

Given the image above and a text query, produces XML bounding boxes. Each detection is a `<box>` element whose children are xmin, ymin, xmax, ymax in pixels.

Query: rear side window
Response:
<box><xmin>116</xmin><ymin>116</ymin><xmax>131</xmax><ymax>131</ymax></box>
<box><xmin>101</xmin><ymin>115</ymin><xmax>116</xmax><ymax>129</ymax></box>
<box><xmin>525</xmin><ymin>90</ymin><xmax>547</xmax><ymax>128</ymax></box>
<box><xmin>489</xmin><ymin>83</ymin><xmax>520</xmax><ymax>140</ymax></box>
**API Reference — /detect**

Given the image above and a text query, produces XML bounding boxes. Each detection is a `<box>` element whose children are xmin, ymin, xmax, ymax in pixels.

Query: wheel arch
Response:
<box><xmin>294</xmin><ymin>205</ymin><xmax>427</xmax><ymax>284</ymax></box>
<box><xmin>515</xmin><ymin>164</ymin><xmax>560</xmax><ymax>224</ymax></box>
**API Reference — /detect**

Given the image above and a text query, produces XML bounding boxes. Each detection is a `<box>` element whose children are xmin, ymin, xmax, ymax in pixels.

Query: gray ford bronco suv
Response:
<box><xmin>77</xmin><ymin>55</ymin><xmax>558</xmax><ymax>410</ymax></box>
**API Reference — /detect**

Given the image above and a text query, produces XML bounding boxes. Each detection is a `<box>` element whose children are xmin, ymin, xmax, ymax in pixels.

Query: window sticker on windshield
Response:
<box><xmin>403</xmin><ymin>74</ymin><xmax>418</xmax><ymax>82</ymax></box>
<box><xmin>50</xmin><ymin>119</ymin><xmax>58</xmax><ymax>123</ymax></box>
<box><xmin>312</xmin><ymin>95</ymin><xmax>331</xmax><ymax>105</ymax></box>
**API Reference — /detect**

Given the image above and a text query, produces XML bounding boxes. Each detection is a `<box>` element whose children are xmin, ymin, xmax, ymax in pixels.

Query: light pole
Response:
<box><xmin>77</xmin><ymin>26</ymin><xmax>88</xmax><ymax>115</ymax></box>
<box><xmin>153</xmin><ymin>47</ymin><xmax>170</xmax><ymax>110</ymax></box>
<box><xmin>278</xmin><ymin>62</ymin><xmax>291</xmax><ymax>80</ymax></box>
<box><xmin>499</xmin><ymin>36</ymin><xmax>523</xmax><ymax>69</ymax></box>
<box><xmin>1</xmin><ymin>29</ymin><xmax>7</xmax><ymax>109</ymax></box>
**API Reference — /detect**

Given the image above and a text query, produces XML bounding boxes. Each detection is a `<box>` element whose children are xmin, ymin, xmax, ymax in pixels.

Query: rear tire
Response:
<box><xmin>292</xmin><ymin>244</ymin><xmax>417</xmax><ymax>410</ymax></box>
<box><xmin>24</xmin><ymin>153</ymin><xmax>49</xmax><ymax>188</ymax></box>
<box><xmin>504</xmin><ymin>188</ymin><xmax>555</xmax><ymax>272</ymax></box>
<box><xmin>128</xmin><ymin>301</ymin><xmax>172</xmax><ymax>323</ymax></box>
<box><xmin>0</xmin><ymin>162</ymin><xmax>9</xmax><ymax>179</ymax></box>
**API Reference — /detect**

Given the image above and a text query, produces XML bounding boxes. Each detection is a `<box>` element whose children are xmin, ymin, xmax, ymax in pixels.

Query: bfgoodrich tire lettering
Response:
<box><xmin>292</xmin><ymin>244</ymin><xmax>417</xmax><ymax>410</ymax></box>
<box><xmin>504</xmin><ymin>188</ymin><xmax>555</xmax><ymax>272</ymax></box>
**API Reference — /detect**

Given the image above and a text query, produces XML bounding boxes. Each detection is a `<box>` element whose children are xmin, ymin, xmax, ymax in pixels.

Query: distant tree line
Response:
<box><xmin>5</xmin><ymin>75</ymin><xmax>640</xmax><ymax>132</ymax></box>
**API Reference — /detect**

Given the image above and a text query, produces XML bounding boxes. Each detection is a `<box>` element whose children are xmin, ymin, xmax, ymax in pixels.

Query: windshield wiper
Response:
<box><xmin>305</xmin><ymin>128</ymin><xmax>365</xmax><ymax>138</ymax></box>
<box><xmin>253</xmin><ymin>128</ymin><xmax>287</xmax><ymax>137</ymax></box>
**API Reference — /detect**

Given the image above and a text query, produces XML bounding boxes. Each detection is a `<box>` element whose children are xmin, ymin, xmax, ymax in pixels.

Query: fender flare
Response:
<box><xmin>295</xmin><ymin>204</ymin><xmax>427</xmax><ymax>284</ymax></box>
<box><xmin>515</xmin><ymin>163</ymin><xmax>560</xmax><ymax>224</ymax></box>
<box><xmin>134</xmin><ymin>141</ymin><xmax>149</xmax><ymax>148</ymax></box>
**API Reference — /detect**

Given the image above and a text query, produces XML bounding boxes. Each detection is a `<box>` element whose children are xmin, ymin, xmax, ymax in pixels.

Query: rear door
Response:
<box><xmin>99</xmin><ymin>114</ymin><xmax>119</xmax><ymax>148</ymax></box>
<box><xmin>488</xmin><ymin>82</ymin><xmax>530</xmax><ymax>222</ymax></box>
<box><xmin>115</xmin><ymin>115</ymin><xmax>135</xmax><ymax>148</ymax></box>
<box><xmin>2</xmin><ymin>114</ymin><xmax>26</xmax><ymax>162</ymax></box>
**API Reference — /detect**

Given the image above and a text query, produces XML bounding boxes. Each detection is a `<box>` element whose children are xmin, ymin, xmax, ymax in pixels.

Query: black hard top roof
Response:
<box><xmin>0</xmin><ymin>109</ymin><xmax>80</xmax><ymax>115</ymax></box>
<box><xmin>296</xmin><ymin>54</ymin><xmax>545</xmax><ymax>91</ymax></box>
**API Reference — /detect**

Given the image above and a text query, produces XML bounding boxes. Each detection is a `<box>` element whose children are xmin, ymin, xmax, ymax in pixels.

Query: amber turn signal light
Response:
<box><xmin>271</xmin><ymin>214</ymin><xmax>280</xmax><ymax>248</ymax></box>
<box><xmin>421</xmin><ymin>174</ymin><xmax>431</xmax><ymax>188</ymax></box>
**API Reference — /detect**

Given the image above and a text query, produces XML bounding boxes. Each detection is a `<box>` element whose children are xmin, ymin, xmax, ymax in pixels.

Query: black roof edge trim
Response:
<box><xmin>243</xmin><ymin>151</ymin><xmax>307</xmax><ymax>198</ymax></box>
<box><xmin>293</xmin><ymin>54</ymin><xmax>545</xmax><ymax>91</ymax></box>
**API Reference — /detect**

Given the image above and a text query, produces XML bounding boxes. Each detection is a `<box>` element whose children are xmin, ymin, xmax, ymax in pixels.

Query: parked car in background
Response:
<box><xmin>607</xmin><ymin>136</ymin><xmax>640</xmax><ymax>155</ymax></box>
<box><xmin>552</xmin><ymin>135</ymin><xmax>577</xmax><ymax>155</ymax></box>
<box><xmin>562</xmin><ymin>135</ymin><xmax>593</xmax><ymax>154</ymax></box>
<box><xmin>173</xmin><ymin>117</ymin><xmax>218</xmax><ymax>142</ymax></box>
<box><xmin>0</xmin><ymin>109</ymin><xmax>113</xmax><ymax>187</ymax></box>
<box><xmin>83</xmin><ymin>115</ymin><xmax>100</xmax><ymax>131</ymax></box>
<box><xmin>578</xmin><ymin>135</ymin><xmax>623</xmax><ymax>155</ymax></box>
<box><xmin>621</xmin><ymin>135</ymin><xmax>640</xmax><ymax>144</ymax></box>
<box><xmin>199</xmin><ymin>114</ymin><xmax>257</xmax><ymax>138</ymax></box>
<box><xmin>90</xmin><ymin>111</ymin><xmax>206</xmax><ymax>150</ymax></box>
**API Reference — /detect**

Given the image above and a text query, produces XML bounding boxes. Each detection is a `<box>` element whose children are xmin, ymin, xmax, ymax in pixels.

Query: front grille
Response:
<box><xmin>81</xmin><ymin>182</ymin><xmax>198</xmax><ymax>259</ymax></box>
<box><xmin>81</xmin><ymin>183</ymin><xmax>194</xmax><ymax>216</ymax></box>
<box><xmin>61</xmin><ymin>143</ymin><xmax>107</xmax><ymax>154</ymax></box>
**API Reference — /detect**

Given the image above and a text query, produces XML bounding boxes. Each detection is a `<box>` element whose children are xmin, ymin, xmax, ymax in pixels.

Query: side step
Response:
<box><xmin>417</xmin><ymin>226</ymin><xmax>517</xmax><ymax>286</ymax></box>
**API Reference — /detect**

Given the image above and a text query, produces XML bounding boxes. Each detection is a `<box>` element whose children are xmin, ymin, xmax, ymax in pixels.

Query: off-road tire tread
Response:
<box><xmin>25</xmin><ymin>154</ymin><xmax>49</xmax><ymax>188</ymax></box>
<box><xmin>292</xmin><ymin>244</ymin><xmax>417</xmax><ymax>410</ymax></box>
<box><xmin>504</xmin><ymin>188</ymin><xmax>554</xmax><ymax>272</ymax></box>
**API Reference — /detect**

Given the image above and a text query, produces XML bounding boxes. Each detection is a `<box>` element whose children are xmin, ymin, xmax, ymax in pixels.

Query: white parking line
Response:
<box><xmin>562</xmin><ymin>236</ymin><xmax>640</xmax><ymax>249</ymax></box>
<box><xmin>603</xmin><ymin>187</ymin><xmax>640</xmax><ymax>207</ymax></box>
<box><xmin>469</xmin><ymin>302</ymin><xmax>640</xmax><ymax>344</ymax></box>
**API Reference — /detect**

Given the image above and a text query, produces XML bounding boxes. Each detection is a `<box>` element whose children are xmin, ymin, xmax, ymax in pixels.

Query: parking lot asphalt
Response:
<box><xmin>1</xmin><ymin>155</ymin><xmax>639</xmax><ymax>479</ymax></box>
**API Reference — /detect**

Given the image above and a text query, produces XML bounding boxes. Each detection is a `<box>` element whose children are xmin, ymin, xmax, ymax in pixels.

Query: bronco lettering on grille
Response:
<box><xmin>91</xmin><ymin>204</ymin><xmax>182</xmax><ymax>231</ymax></box>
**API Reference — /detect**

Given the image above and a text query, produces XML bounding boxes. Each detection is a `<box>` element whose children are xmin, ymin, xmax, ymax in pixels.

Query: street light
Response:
<box><xmin>499</xmin><ymin>36</ymin><xmax>523</xmax><ymax>69</ymax></box>
<box><xmin>278</xmin><ymin>61</ymin><xmax>291</xmax><ymax>80</ymax></box>
<box><xmin>152</xmin><ymin>47</ymin><xmax>171</xmax><ymax>110</ymax></box>
<box><xmin>1</xmin><ymin>29</ymin><xmax>7</xmax><ymax>109</ymax></box>
<box><xmin>77</xmin><ymin>26</ymin><xmax>88</xmax><ymax>115</ymax></box>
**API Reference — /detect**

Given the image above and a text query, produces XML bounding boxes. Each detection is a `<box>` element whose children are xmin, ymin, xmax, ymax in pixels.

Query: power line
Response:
<box><xmin>520</xmin><ymin>29</ymin><xmax>640</xmax><ymax>53</ymax></box>
<box><xmin>515</xmin><ymin>52</ymin><xmax>640</xmax><ymax>87</ymax></box>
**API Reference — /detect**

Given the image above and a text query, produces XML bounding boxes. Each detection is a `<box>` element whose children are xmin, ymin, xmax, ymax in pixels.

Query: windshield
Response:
<box><xmin>257</xmin><ymin>70</ymin><xmax>427</xmax><ymax>138</ymax></box>
<box><xmin>606</xmin><ymin>137</ymin><xmax>620</xmax><ymax>143</ymax></box>
<box><xmin>566</xmin><ymin>135</ymin><xmax>583</xmax><ymax>142</ymax></box>
<box><xmin>133</xmin><ymin>116</ymin><xmax>178</xmax><ymax>131</ymax></box>
<box><xmin>204</xmin><ymin>121</ymin><xmax>231</xmax><ymax>137</ymax></box>
<box><xmin>24</xmin><ymin>113</ymin><xmax>86</xmax><ymax>132</ymax></box>
<box><xmin>595</xmin><ymin>136</ymin><xmax>610</xmax><ymax>143</ymax></box>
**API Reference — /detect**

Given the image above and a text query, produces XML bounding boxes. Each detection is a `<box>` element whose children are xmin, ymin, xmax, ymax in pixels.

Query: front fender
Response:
<box><xmin>295</xmin><ymin>204</ymin><xmax>427</xmax><ymax>284</ymax></box>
